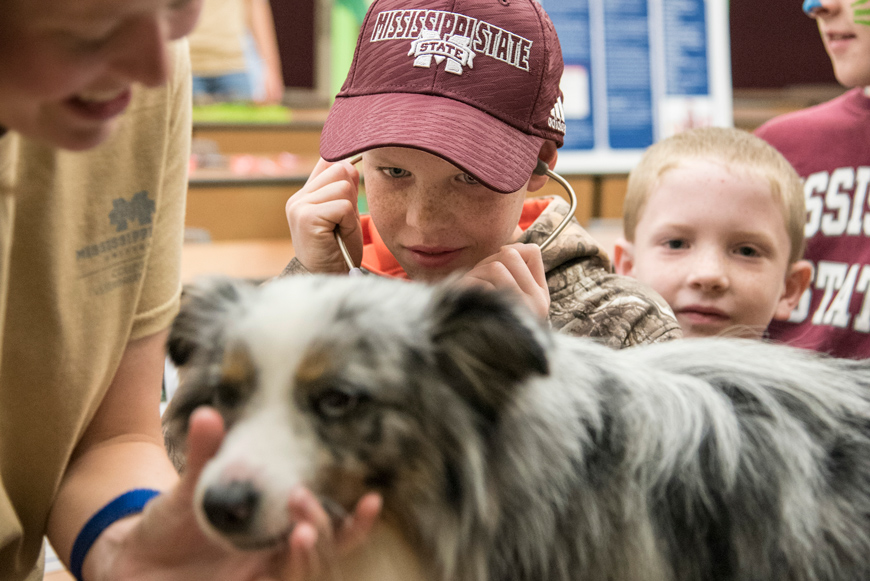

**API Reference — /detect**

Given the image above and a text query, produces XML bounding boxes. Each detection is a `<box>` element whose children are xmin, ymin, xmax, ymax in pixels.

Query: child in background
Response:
<box><xmin>283</xmin><ymin>0</ymin><xmax>680</xmax><ymax>348</ymax></box>
<box><xmin>189</xmin><ymin>0</ymin><xmax>284</xmax><ymax>103</ymax></box>
<box><xmin>613</xmin><ymin>127</ymin><xmax>812</xmax><ymax>340</ymax></box>
<box><xmin>755</xmin><ymin>0</ymin><xmax>870</xmax><ymax>358</ymax></box>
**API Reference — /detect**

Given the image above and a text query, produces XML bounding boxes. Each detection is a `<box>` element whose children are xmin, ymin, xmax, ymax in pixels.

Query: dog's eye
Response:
<box><xmin>314</xmin><ymin>389</ymin><xmax>361</xmax><ymax>419</ymax></box>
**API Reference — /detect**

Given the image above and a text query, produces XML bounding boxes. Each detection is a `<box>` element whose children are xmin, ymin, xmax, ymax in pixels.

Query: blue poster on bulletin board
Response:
<box><xmin>541</xmin><ymin>0</ymin><xmax>732</xmax><ymax>174</ymax></box>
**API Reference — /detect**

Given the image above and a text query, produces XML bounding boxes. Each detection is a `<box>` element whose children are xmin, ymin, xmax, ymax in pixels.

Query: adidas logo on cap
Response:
<box><xmin>548</xmin><ymin>96</ymin><xmax>566</xmax><ymax>134</ymax></box>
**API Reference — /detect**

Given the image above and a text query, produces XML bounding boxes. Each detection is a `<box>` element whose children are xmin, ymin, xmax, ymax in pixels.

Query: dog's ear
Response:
<box><xmin>168</xmin><ymin>276</ymin><xmax>254</xmax><ymax>367</ymax></box>
<box><xmin>164</xmin><ymin>276</ymin><xmax>255</xmax><ymax>471</ymax></box>
<box><xmin>429</xmin><ymin>284</ymin><xmax>550</xmax><ymax>419</ymax></box>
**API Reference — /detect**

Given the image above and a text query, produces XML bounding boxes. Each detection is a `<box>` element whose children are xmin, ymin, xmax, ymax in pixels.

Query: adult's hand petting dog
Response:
<box><xmin>89</xmin><ymin>407</ymin><xmax>382</xmax><ymax>581</ymax></box>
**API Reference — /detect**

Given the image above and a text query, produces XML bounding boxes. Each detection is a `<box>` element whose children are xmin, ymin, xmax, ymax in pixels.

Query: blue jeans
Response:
<box><xmin>192</xmin><ymin>72</ymin><xmax>253</xmax><ymax>102</ymax></box>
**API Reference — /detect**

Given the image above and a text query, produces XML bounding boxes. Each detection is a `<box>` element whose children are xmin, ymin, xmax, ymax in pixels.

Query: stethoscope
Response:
<box><xmin>333</xmin><ymin>154</ymin><xmax>579</xmax><ymax>275</ymax></box>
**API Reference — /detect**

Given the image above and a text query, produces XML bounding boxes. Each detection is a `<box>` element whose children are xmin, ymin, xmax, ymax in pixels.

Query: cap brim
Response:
<box><xmin>320</xmin><ymin>93</ymin><xmax>544</xmax><ymax>194</ymax></box>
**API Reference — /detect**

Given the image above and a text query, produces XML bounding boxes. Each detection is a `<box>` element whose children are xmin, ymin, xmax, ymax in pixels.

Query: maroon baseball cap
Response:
<box><xmin>320</xmin><ymin>0</ymin><xmax>566</xmax><ymax>193</ymax></box>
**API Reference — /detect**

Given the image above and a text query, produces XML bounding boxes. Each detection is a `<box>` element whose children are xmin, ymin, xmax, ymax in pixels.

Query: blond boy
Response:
<box><xmin>614</xmin><ymin>127</ymin><xmax>813</xmax><ymax>339</ymax></box>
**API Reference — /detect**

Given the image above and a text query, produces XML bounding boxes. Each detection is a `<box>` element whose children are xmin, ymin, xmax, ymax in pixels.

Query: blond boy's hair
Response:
<box><xmin>623</xmin><ymin>127</ymin><xmax>806</xmax><ymax>264</ymax></box>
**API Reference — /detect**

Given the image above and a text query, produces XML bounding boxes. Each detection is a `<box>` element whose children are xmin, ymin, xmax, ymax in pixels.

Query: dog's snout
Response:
<box><xmin>202</xmin><ymin>481</ymin><xmax>260</xmax><ymax>534</ymax></box>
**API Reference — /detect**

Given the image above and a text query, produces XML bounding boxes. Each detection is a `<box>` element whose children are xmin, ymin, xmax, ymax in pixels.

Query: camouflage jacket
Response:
<box><xmin>519</xmin><ymin>197</ymin><xmax>680</xmax><ymax>347</ymax></box>
<box><xmin>281</xmin><ymin>197</ymin><xmax>681</xmax><ymax>348</ymax></box>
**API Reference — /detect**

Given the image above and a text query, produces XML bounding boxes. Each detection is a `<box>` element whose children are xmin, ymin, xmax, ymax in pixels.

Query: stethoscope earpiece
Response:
<box><xmin>332</xmin><ymin>154</ymin><xmax>578</xmax><ymax>272</ymax></box>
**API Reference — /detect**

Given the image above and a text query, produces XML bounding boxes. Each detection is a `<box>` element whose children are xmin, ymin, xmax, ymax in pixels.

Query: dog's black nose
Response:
<box><xmin>202</xmin><ymin>481</ymin><xmax>260</xmax><ymax>534</ymax></box>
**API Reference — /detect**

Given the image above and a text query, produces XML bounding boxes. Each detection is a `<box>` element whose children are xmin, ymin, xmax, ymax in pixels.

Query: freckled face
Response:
<box><xmin>627</xmin><ymin>160</ymin><xmax>795</xmax><ymax>339</ymax></box>
<box><xmin>362</xmin><ymin>148</ymin><xmax>529</xmax><ymax>282</ymax></box>
<box><xmin>0</xmin><ymin>0</ymin><xmax>203</xmax><ymax>150</ymax></box>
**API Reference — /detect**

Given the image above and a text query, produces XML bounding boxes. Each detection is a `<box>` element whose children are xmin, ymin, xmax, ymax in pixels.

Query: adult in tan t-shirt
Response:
<box><xmin>0</xmin><ymin>0</ymin><xmax>376</xmax><ymax>579</ymax></box>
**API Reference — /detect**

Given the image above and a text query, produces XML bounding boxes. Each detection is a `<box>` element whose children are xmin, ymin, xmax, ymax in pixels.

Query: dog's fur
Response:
<box><xmin>164</xmin><ymin>274</ymin><xmax>870</xmax><ymax>581</ymax></box>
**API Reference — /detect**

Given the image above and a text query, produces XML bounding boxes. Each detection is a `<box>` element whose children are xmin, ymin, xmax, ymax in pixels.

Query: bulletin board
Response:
<box><xmin>541</xmin><ymin>0</ymin><xmax>733</xmax><ymax>174</ymax></box>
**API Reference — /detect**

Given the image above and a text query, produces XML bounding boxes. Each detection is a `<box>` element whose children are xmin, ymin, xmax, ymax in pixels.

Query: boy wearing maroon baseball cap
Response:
<box><xmin>284</xmin><ymin>0</ymin><xmax>679</xmax><ymax>347</ymax></box>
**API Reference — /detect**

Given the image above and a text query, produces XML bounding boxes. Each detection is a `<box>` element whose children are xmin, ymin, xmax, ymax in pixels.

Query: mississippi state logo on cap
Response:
<box><xmin>371</xmin><ymin>8</ymin><xmax>537</xmax><ymax>76</ymax></box>
<box><xmin>320</xmin><ymin>0</ymin><xmax>566</xmax><ymax>193</ymax></box>
<box><xmin>408</xmin><ymin>28</ymin><xmax>475</xmax><ymax>75</ymax></box>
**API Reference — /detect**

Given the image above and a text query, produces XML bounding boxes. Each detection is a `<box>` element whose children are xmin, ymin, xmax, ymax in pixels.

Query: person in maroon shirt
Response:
<box><xmin>755</xmin><ymin>0</ymin><xmax>870</xmax><ymax>359</ymax></box>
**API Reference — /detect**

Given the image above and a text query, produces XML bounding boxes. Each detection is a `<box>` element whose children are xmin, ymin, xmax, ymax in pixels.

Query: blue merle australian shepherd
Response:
<box><xmin>163</xmin><ymin>274</ymin><xmax>870</xmax><ymax>581</ymax></box>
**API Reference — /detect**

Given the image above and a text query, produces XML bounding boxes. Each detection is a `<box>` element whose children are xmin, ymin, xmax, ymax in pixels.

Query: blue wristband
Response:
<box><xmin>69</xmin><ymin>488</ymin><xmax>161</xmax><ymax>581</ymax></box>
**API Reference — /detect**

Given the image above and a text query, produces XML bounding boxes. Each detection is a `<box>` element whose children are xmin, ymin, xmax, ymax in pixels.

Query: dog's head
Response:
<box><xmin>164</xmin><ymin>275</ymin><xmax>550</xmax><ymax>550</ymax></box>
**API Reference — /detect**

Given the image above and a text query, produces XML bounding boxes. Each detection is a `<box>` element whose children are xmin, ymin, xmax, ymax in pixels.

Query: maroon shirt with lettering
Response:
<box><xmin>756</xmin><ymin>88</ymin><xmax>870</xmax><ymax>359</ymax></box>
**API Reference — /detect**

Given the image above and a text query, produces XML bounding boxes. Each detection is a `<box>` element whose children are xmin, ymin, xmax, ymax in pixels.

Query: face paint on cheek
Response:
<box><xmin>853</xmin><ymin>0</ymin><xmax>870</xmax><ymax>25</ymax></box>
<box><xmin>803</xmin><ymin>0</ymin><xmax>822</xmax><ymax>15</ymax></box>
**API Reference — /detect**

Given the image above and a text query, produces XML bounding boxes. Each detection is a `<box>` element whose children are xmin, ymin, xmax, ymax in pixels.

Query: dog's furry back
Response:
<box><xmin>165</xmin><ymin>275</ymin><xmax>870</xmax><ymax>581</ymax></box>
<box><xmin>502</xmin><ymin>338</ymin><xmax>870</xmax><ymax>581</ymax></box>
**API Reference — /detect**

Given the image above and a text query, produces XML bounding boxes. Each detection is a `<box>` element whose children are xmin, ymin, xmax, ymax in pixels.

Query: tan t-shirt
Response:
<box><xmin>0</xmin><ymin>41</ymin><xmax>191</xmax><ymax>581</ymax></box>
<box><xmin>188</xmin><ymin>0</ymin><xmax>248</xmax><ymax>75</ymax></box>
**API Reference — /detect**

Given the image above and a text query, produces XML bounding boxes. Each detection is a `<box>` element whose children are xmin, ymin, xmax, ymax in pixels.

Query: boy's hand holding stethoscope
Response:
<box><xmin>285</xmin><ymin>155</ymin><xmax>577</xmax><ymax>321</ymax></box>
<box><xmin>285</xmin><ymin>157</ymin><xmax>365</xmax><ymax>275</ymax></box>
